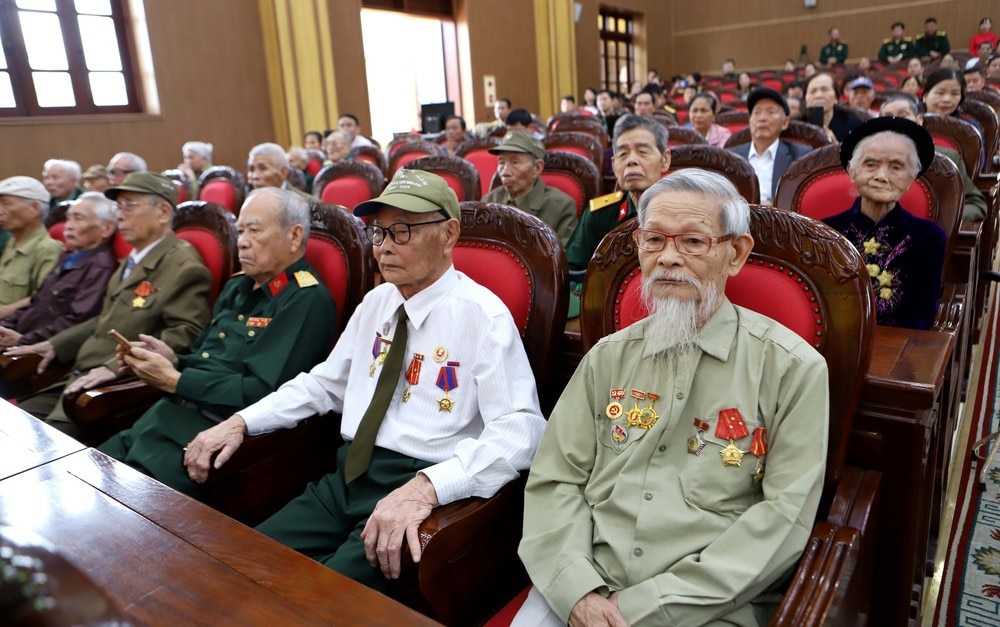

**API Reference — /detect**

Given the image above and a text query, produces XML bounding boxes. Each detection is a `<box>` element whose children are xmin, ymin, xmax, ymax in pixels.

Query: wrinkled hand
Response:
<box><xmin>569</xmin><ymin>592</ymin><xmax>628</xmax><ymax>627</ymax></box>
<box><xmin>183</xmin><ymin>415</ymin><xmax>247</xmax><ymax>483</ymax></box>
<box><xmin>0</xmin><ymin>327</ymin><xmax>22</xmax><ymax>348</ymax></box>
<box><xmin>64</xmin><ymin>366</ymin><xmax>117</xmax><ymax>395</ymax></box>
<box><xmin>122</xmin><ymin>345</ymin><xmax>181</xmax><ymax>392</ymax></box>
<box><xmin>4</xmin><ymin>340</ymin><xmax>56</xmax><ymax>373</ymax></box>
<box><xmin>361</xmin><ymin>474</ymin><xmax>438</xmax><ymax>579</ymax></box>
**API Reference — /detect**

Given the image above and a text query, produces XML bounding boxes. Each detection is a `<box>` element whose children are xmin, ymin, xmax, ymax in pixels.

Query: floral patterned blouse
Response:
<box><xmin>824</xmin><ymin>200</ymin><xmax>946</xmax><ymax>330</ymax></box>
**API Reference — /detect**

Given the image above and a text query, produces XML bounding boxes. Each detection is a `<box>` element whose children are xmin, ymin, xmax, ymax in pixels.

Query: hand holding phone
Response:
<box><xmin>107</xmin><ymin>329</ymin><xmax>133</xmax><ymax>355</ymax></box>
<box><xmin>806</xmin><ymin>105</ymin><xmax>825</xmax><ymax>127</ymax></box>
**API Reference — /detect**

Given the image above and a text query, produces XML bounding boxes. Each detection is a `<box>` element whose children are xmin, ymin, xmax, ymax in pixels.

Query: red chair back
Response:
<box><xmin>456</xmin><ymin>138</ymin><xmax>502</xmax><ymax>198</ymax></box>
<box><xmin>177</xmin><ymin>227</ymin><xmax>226</xmax><ymax>302</ymax></box>
<box><xmin>320</xmin><ymin>177</ymin><xmax>373</xmax><ymax>211</ymax></box>
<box><xmin>112</xmin><ymin>232</ymin><xmax>131</xmax><ymax>259</ymax></box>
<box><xmin>49</xmin><ymin>222</ymin><xmax>67</xmax><ymax>244</ymax></box>
<box><xmin>452</xmin><ymin>245</ymin><xmax>532</xmax><ymax>331</ymax></box>
<box><xmin>312</xmin><ymin>162</ymin><xmax>385</xmax><ymax>213</ymax></box>
<box><xmin>305</xmin><ymin>158</ymin><xmax>324</xmax><ymax>177</ymax></box>
<box><xmin>200</xmin><ymin>180</ymin><xmax>237</xmax><ymax>213</ymax></box>
<box><xmin>197</xmin><ymin>166</ymin><xmax>245</xmax><ymax>214</ymax></box>
<box><xmin>173</xmin><ymin>201</ymin><xmax>238</xmax><ymax>304</ymax></box>
<box><xmin>173</xmin><ymin>181</ymin><xmax>188</xmax><ymax>205</ymax></box>
<box><xmin>305</xmin><ymin>236</ymin><xmax>349</xmax><ymax>327</ymax></box>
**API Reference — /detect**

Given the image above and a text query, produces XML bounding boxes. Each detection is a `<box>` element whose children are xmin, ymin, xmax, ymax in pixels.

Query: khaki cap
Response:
<box><xmin>82</xmin><ymin>165</ymin><xmax>108</xmax><ymax>180</ymax></box>
<box><xmin>489</xmin><ymin>131</ymin><xmax>546</xmax><ymax>161</ymax></box>
<box><xmin>354</xmin><ymin>169</ymin><xmax>460</xmax><ymax>220</ymax></box>
<box><xmin>0</xmin><ymin>176</ymin><xmax>50</xmax><ymax>204</ymax></box>
<box><xmin>104</xmin><ymin>171</ymin><xmax>179</xmax><ymax>207</ymax></box>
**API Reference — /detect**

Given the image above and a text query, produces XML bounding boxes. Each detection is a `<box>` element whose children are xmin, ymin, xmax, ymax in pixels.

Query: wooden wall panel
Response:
<box><xmin>0</xmin><ymin>0</ymin><xmax>275</xmax><ymax>179</ymax></box>
<box><xmin>327</xmin><ymin>0</ymin><xmax>372</xmax><ymax>136</ymax></box>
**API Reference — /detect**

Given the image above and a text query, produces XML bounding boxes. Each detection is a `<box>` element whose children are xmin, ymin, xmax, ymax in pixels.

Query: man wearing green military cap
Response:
<box><xmin>483</xmin><ymin>130</ymin><xmax>577</xmax><ymax>245</ymax></box>
<box><xmin>8</xmin><ymin>171</ymin><xmax>213</xmax><ymax>438</ymax></box>
<box><xmin>181</xmin><ymin>169</ymin><xmax>545</xmax><ymax>592</ymax></box>
<box><xmin>98</xmin><ymin>187</ymin><xmax>336</xmax><ymax>495</ymax></box>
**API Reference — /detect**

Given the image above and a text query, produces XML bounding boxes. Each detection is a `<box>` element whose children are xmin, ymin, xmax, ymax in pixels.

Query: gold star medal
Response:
<box><xmin>637</xmin><ymin>392</ymin><xmax>660</xmax><ymax>430</ymax></box>
<box><xmin>626</xmin><ymin>389</ymin><xmax>646</xmax><ymax>427</ymax></box>
<box><xmin>720</xmin><ymin>441</ymin><xmax>745</xmax><ymax>467</ymax></box>
<box><xmin>132</xmin><ymin>280</ymin><xmax>154</xmax><ymax>308</ymax></box>
<box><xmin>714</xmin><ymin>408</ymin><xmax>749</xmax><ymax>467</ymax></box>
<box><xmin>435</xmin><ymin>361</ymin><xmax>459</xmax><ymax>412</ymax></box>
<box><xmin>132</xmin><ymin>296</ymin><xmax>146</xmax><ymax>308</ymax></box>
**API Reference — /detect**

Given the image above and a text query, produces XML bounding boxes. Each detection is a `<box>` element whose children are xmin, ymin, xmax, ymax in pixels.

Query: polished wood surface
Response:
<box><xmin>864</xmin><ymin>326</ymin><xmax>954</xmax><ymax>412</ymax></box>
<box><xmin>0</xmin><ymin>446</ymin><xmax>439</xmax><ymax>627</ymax></box>
<box><xmin>0</xmin><ymin>400</ymin><xmax>83</xmax><ymax>481</ymax></box>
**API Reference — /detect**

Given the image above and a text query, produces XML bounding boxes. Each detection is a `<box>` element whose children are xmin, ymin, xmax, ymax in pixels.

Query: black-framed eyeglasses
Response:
<box><xmin>632</xmin><ymin>229</ymin><xmax>733</xmax><ymax>256</ymax></box>
<box><xmin>364</xmin><ymin>218</ymin><xmax>449</xmax><ymax>246</ymax></box>
<box><xmin>107</xmin><ymin>168</ymin><xmax>136</xmax><ymax>178</ymax></box>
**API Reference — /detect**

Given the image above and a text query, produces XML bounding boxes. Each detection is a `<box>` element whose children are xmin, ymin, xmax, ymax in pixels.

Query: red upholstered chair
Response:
<box><xmin>923</xmin><ymin>114</ymin><xmax>985</xmax><ymax>182</ymax></box>
<box><xmin>543</xmin><ymin>131</ymin><xmax>604</xmax><ymax>173</ymax></box>
<box><xmin>760</xmin><ymin>76</ymin><xmax>786</xmax><ymax>92</ymax></box>
<box><xmin>651</xmin><ymin>109</ymin><xmax>678</xmax><ymax>127</ymax></box>
<box><xmin>197</xmin><ymin>166</ymin><xmax>246</xmax><ymax>214</ymax></box>
<box><xmin>959</xmin><ymin>99</ymin><xmax>1000</xmax><ymax>177</ymax></box>
<box><xmin>387</xmin><ymin>201</ymin><xmax>569</xmax><ymax>625</ymax></box>
<box><xmin>311</xmin><ymin>161</ymin><xmax>385</xmax><ymax>212</ymax></box>
<box><xmin>546</xmin><ymin>115</ymin><xmax>611</xmax><ymax>148</ymax></box>
<box><xmin>716</xmin><ymin>110</ymin><xmax>749</xmax><ymax>135</ymax></box>
<box><xmin>110</xmin><ymin>232</ymin><xmax>130</xmax><ymax>260</ymax></box>
<box><xmin>46</xmin><ymin>200</ymin><xmax>72</xmax><ymax>245</ymax></box>
<box><xmin>386</xmin><ymin>134</ymin><xmax>424</xmax><ymax>158</ymax></box>
<box><xmin>668</xmin><ymin>144</ymin><xmax>761</xmax><ymax>204</ymax></box>
<box><xmin>304</xmin><ymin>150</ymin><xmax>326</xmax><ymax>178</ymax></box>
<box><xmin>546</xmin><ymin>112</ymin><xmax>604</xmax><ymax>133</ymax></box>
<box><xmin>63</xmin><ymin>201</ymin><xmax>239</xmax><ymax>445</ymax></box>
<box><xmin>666</xmin><ymin>126</ymin><xmax>709</xmax><ymax>147</ymax></box>
<box><xmin>562</xmin><ymin>206</ymin><xmax>880</xmax><ymax>627</ymax></box>
<box><xmin>725</xmin><ymin>120</ymin><xmax>833</xmax><ymax>151</ymax></box>
<box><xmin>403</xmin><ymin>154</ymin><xmax>481</xmax><ymax>202</ymax></box>
<box><xmin>162</xmin><ymin>169</ymin><xmax>191</xmax><ymax>205</ymax></box>
<box><xmin>387</xmin><ymin>141</ymin><xmax>445</xmax><ymax>175</ymax></box>
<box><xmin>349</xmin><ymin>145</ymin><xmax>388</xmax><ymax>176</ymax></box>
<box><xmin>455</xmin><ymin>136</ymin><xmax>501</xmax><ymax>198</ymax></box>
<box><xmin>490</xmin><ymin>151</ymin><xmax>602</xmax><ymax>218</ymax></box>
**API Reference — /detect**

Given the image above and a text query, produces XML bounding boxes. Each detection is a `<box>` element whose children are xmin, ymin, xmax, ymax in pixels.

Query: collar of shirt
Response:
<box><xmin>500</xmin><ymin>177</ymin><xmax>543</xmax><ymax>208</ymax></box>
<box><xmin>640</xmin><ymin>296</ymin><xmax>738</xmax><ymax>362</ymax></box>
<box><xmin>748</xmin><ymin>138</ymin><xmax>780</xmax><ymax>161</ymax></box>
<box><xmin>128</xmin><ymin>233</ymin><xmax>168</xmax><ymax>266</ymax></box>
<box><xmin>385</xmin><ymin>265</ymin><xmax>460</xmax><ymax>331</ymax></box>
<box><xmin>8</xmin><ymin>225</ymin><xmax>50</xmax><ymax>256</ymax></box>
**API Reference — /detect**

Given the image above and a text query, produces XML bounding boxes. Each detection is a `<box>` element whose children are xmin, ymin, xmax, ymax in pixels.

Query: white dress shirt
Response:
<box><xmin>122</xmin><ymin>234</ymin><xmax>167</xmax><ymax>280</ymax></box>
<box><xmin>351</xmin><ymin>135</ymin><xmax>373</xmax><ymax>148</ymax></box>
<box><xmin>747</xmin><ymin>139</ymin><xmax>780</xmax><ymax>203</ymax></box>
<box><xmin>238</xmin><ymin>266</ymin><xmax>546</xmax><ymax>505</ymax></box>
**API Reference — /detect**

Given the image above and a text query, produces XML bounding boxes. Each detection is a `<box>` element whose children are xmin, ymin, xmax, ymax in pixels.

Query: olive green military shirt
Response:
<box><xmin>819</xmin><ymin>41</ymin><xmax>848</xmax><ymax>64</ymax></box>
<box><xmin>915</xmin><ymin>32</ymin><xmax>950</xmax><ymax>57</ymax></box>
<box><xmin>520</xmin><ymin>300</ymin><xmax>829</xmax><ymax>626</ymax></box>
<box><xmin>878</xmin><ymin>37</ymin><xmax>915</xmax><ymax>62</ymax></box>
<box><xmin>0</xmin><ymin>226</ymin><xmax>64</xmax><ymax>306</ymax></box>
<box><xmin>565</xmin><ymin>192</ymin><xmax>635</xmax><ymax>271</ymax></box>
<box><xmin>483</xmin><ymin>178</ymin><xmax>578</xmax><ymax>245</ymax></box>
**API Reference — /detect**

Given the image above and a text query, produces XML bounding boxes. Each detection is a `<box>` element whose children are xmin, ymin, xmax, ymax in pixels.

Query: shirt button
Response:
<box><xmin>659</xmin><ymin>445</ymin><xmax>666</xmax><ymax>452</ymax></box>
<box><xmin>201</xmin><ymin>352</ymin><xmax>209</xmax><ymax>358</ymax></box>
<box><xmin>218</xmin><ymin>332</ymin><xmax>226</xmax><ymax>339</ymax></box>
<box><xmin>248</xmin><ymin>330</ymin><xmax>256</xmax><ymax>337</ymax></box>
<box><xmin>644</xmin><ymin>492</ymin><xmax>653</xmax><ymax>500</ymax></box>
<box><xmin>237</xmin><ymin>314</ymin><xmax>245</xmax><ymax>321</ymax></box>
<box><xmin>633</xmin><ymin>548</ymin><xmax>643</xmax><ymax>557</ymax></box>
<box><xmin>676</xmin><ymin>392</ymin><xmax>684</xmax><ymax>400</ymax></box>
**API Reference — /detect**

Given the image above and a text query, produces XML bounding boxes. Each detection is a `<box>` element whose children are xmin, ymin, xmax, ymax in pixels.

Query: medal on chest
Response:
<box><xmin>369</xmin><ymin>333</ymin><xmax>391</xmax><ymax>377</ymax></box>
<box><xmin>687</xmin><ymin>418</ymin><xmax>709</xmax><ymax>455</ymax></box>
<box><xmin>132</xmin><ymin>281</ymin><xmax>154</xmax><ymax>308</ymax></box>
<box><xmin>436</xmin><ymin>361</ymin><xmax>459</xmax><ymax>412</ymax></box>
<box><xmin>715</xmin><ymin>407</ymin><xmax>750</xmax><ymax>467</ymax></box>
<box><xmin>750</xmin><ymin>426</ymin><xmax>768</xmax><ymax>482</ymax></box>
<box><xmin>402</xmin><ymin>353</ymin><xmax>423</xmax><ymax>403</ymax></box>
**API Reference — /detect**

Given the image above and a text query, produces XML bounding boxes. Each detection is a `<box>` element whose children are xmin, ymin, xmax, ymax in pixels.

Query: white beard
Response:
<box><xmin>640</xmin><ymin>270</ymin><xmax>721</xmax><ymax>364</ymax></box>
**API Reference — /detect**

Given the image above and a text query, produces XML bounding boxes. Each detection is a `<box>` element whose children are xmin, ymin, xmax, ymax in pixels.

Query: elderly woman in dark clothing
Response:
<box><xmin>804</xmin><ymin>71</ymin><xmax>863</xmax><ymax>142</ymax></box>
<box><xmin>823</xmin><ymin>117</ymin><xmax>946</xmax><ymax>330</ymax></box>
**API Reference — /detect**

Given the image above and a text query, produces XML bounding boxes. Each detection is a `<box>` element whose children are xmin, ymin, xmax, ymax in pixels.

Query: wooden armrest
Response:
<box><xmin>63</xmin><ymin>377</ymin><xmax>166</xmax><ymax>445</ymax></box>
<box><xmin>391</xmin><ymin>475</ymin><xmax>529</xmax><ymax>625</ymax></box>
<box><xmin>825</xmin><ymin>466</ymin><xmax>881</xmax><ymax>534</ymax></box>
<box><xmin>933</xmin><ymin>283</ymin><xmax>965</xmax><ymax>333</ymax></box>
<box><xmin>0</xmin><ymin>353</ymin><xmax>70</xmax><ymax>398</ymax></box>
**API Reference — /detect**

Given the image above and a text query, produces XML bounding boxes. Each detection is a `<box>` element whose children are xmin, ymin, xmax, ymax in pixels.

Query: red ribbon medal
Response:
<box><xmin>402</xmin><ymin>353</ymin><xmax>423</xmax><ymax>403</ymax></box>
<box><xmin>715</xmin><ymin>408</ymin><xmax>750</xmax><ymax>441</ymax></box>
<box><xmin>435</xmin><ymin>361</ymin><xmax>459</xmax><ymax>412</ymax></box>
<box><xmin>134</xmin><ymin>281</ymin><xmax>154</xmax><ymax>297</ymax></box>
<box><xmin>750</xmin><ymin>427</ymin><xmax>768</xmax><ymax>457</ymax></box>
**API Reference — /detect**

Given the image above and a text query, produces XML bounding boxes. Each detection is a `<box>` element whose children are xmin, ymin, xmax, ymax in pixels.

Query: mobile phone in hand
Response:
<box><xmin>806</xmin><ymin>105</ymin><xmax>825</xmax><ymax>127</ymax></box>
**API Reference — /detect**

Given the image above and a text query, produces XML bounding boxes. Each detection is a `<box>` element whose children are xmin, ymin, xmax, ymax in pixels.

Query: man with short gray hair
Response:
<box><xmin>518</xmin><ymin>168</ymin><xmax>829</xmax><ymax>626</ymax></box>
<box><xmin>178</xmin><ymin>141</ymin><xmax>214</xmax><ymax>197</ymax></box>
<box><xmin>98</xmin><ymin>187</ymin><xmax>336</xmax><ymax>494</ymax></box>
<box><xmin>42</xmin><ymin>159</ymin><xmax>83</xmax><ymax>210</ymax></box>
<box><xmin>247</xmin><ymin>142</ymin><xmax>318</xmax><ymax>202</ymax></box>
<box><xmin>0</xmin><ymin>176</ymin><xmax>64</xmax><ymax>319</ymax></box>
<box><xmin>0</xmin><ymin>192</ymin><xmax>118</xmax><ymax>348</ymax></box>
<box><xmin>106</xmin><ymin>152</ymin><xmax>148</xmax><ymax>186</ymax></box>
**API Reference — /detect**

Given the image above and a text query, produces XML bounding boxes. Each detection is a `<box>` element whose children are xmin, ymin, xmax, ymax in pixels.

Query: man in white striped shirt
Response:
<box><xmin>182</xmin><ymin>169</ymin><xmax>546</xmax><ymax>592</ymax></box>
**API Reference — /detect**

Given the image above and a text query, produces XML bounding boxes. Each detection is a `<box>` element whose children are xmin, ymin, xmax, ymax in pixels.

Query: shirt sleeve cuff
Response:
<box><xmin>419</xmin><ymin>457</ymin><xmax>470</xmax><ymax>506</ymax></box>
<box><xmin>617</xmin><ymin>578</ymin><xmax>663</xmax><ymax>625</ymax></box>
<box><xmin>539</xmin><ymin>556</ymin><xmax>610</xmax><ymax>622</ymax></box>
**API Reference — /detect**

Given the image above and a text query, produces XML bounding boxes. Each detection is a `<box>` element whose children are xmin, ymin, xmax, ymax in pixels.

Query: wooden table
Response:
<box><xmin>850</xmin><ymin>325</ymin><xmax>955</xmax><ymax>627</ymax></box>
<box><xmin>0</xmin><ymin>446</ymin><xmax>440</xmax><ymax>626</ymax></box>
<box><xmin>0</xmin><ymin>398</ymin><xmax>84</xmax><ymax>481</ymax></box>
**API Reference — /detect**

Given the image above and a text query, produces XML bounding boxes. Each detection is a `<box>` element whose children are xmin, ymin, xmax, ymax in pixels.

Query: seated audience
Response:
<box><xmin>907</xmin><ymin>56</ymin><xmax>925</xmax><ymax>79</ymax></box>
<box><xmin>0</xmin><ymin>193</ymin><xmax>118</xmax><ymax>348</ymax></box>
<box><xmin>736</xmin><ymin>71</ymin><xmax>753</xmax><ymax>99</ymax></box>
<box><xmin>856</xmin><ymin>56</ymin><xmax>873</xmax><ymax>75</ymax></box>
<box><xmin>0</xmin><ymin>177</ymin><xmax>63</xmax><ymax>320</ymax></box>
<box><xmin>517</xmin><ymin>168</ymin><xmax>829</xmax><ymax>626</ymax></box>
<box><xmin>729</xmin><ymin>88</ymin><xmax>812</xmax><ymax>204</ymax></box>
<box><xmin>633</xmin><ymin>91</ymin><xmax>656</xmax><ymax>117</ymax></box>
<box><xmin>559</xmin><ymin>95</ymin><xmax>576</xmax><ymax>114</ymax></box>
<box><xmin>783</xmin><ymin>58</ymin><xmax>797</xmax><ymax>72</ymax></box>
<box><xmin>643</xmin><ymin>83</ymin><xmax>676</xmax><ymax>115</ymax></box>
<box><xmin>339</xmin><ymin>113</ymin><xmax>373</xmax><ymax>148</ymax></box>
<box><xmin>442</xmin><ymin>115</ymin><xmax>468</xmax><ymax>156</ymax></box>
<box><xmin>248</xmin><ymin>142</ymin><xmax>319</xmax><ymax>202</ymax></box>
<box><xmin>81</xmin><ymin>165</ymin><xmax>110</xmax><ymax>193</ymax></box>
<box><xmin>963</xmin><ymin>65</ymin><xmax>986</xmax><ymax>91</ymax></box>
<box><xmin>820</xmin><ymin>26</ymin><xmax>848</xmax><ymax>66</ymax></box>
<box><xmin>596</xmin><ymin>89</ymin><xmax>618</xmax><ymax>133</ymax></box>
<box><xmin>505</xmin><ymin>108</ymin><xmax>544</xmax><ymax>140</ymax></box>
<box><xmin>98</xmin><ymin>188</ymin><xmax>336</xmax><ymax>496</ymax></box>
<box><xmin>804</xmin><ymin>71</ymin><xmax>862</xmax><ymax>142</ymax></box>
<box><xmin>901</xmin><ymin>75</ymin><xmax>923</xmax><ymax>96</ymax></box>
<box><xmin>7</xmin><ymin>173</ymin><xmax>212</xmax><ymax>437</ymax></box>
<box><xmin>974</xmin><ymin>40</ymin><xmax>995</xmax><ymax>69</ymax></box>
<box><xmin>106</xmin><ymin>152</ymin><xmax>147</xmax><ymax>187</ymax></box>
<box><xmin>42</xmin><ymin>159</ymin><xmax>83</xmax><ymax>211</ymax></box>
<box><xmin>787</xmin><ymin>94</ymin><xmax>804</xmax><ymax>119</ymax></box>
<box><xmin>878</xmin><ymin>21</ymin><xmax>915</xmax><ymax>63</ymax></box>
<box><xmin>880</xmin><ymin>93</ymin><xmax>987</xmax><ymax>221</ymax></box>
<box><xmin>969</xmin><ymin>17</ymin><xmax>997</xmax><ymax>56</ymax></box>
<box><xmin>581</xmin><ymin>88</ymin><xmax>599</xmax><ymax>115</ymax></box>
<box><xmin>286</xmin><ymin>147</ymin><xmax>315</xmax><ymax>192</ymax></box>
<box><xmin>565</xmin><ymin>115</ymin><xmax>670</xmax><ymax>272</ymax></box>
<box><xmin>303</xmin><ymin>131</ymin><xmax>324</xmax><ymax>152</ymax></box>
<box><xmin>322</xmin><ymin>131</ymin><xmax>353</xmax><ymax>166</ymax></box>
<box><xmin>686</xmin><ymin>92</ymin><xmax>731</xmax><ymax>148</ymax></box>
<box><xmin>988</xmin><ymin>54</ymin><xmax>1000</xmax><ymax>79</ymax></box>
<box><xmin>475</xmin><ymin>98</ymin><xmax>510</xmax><ymax>137</ymax></box>
<box><xmin>483</xmin><ymin>131</ymin><xmax>577</xmax><ymax>245</ymax></box>
<box><xmin>180</xmin><ymin>169</ymin><xmax>546</xmax><ymax>592</ymax></box>
<box><xmin>823</xmin><ymin>118</ymin><xmax>945</xmax><ymax>330</ymax></box>
<box><xmin>177</xmin><ymin>141</ymin><xmax>213</xmax><ymax>197</ymax></box>
<box><xmin>915</xmin><ymin>17</ymin><xmax>949</xmax><ymax>60</ymax></box>
<box><xmin>922</xmin><ymin>68</ymin><xmax>982</xmax><ymax>134</ymax></box>
<box><xmin>848</xmin><ymin>77</ymin><xmax>878</xmax><ymax>114</ymax></box>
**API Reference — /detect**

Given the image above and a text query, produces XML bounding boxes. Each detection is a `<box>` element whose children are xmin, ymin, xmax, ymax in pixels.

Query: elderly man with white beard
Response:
<box><xmin>515</xmin><ymin>169</ymin><xmax>830</xmax><ymax>627</ymax></box>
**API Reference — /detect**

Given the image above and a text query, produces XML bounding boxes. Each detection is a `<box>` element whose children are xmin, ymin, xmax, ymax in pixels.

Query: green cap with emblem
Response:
<box><xmin>104</xmin><ymin>172</ymin><xmax>179</xmax><ymax>207</ymax></box>
<box><xmin>488</xmin><ymin>130</ymin><xmax>546</xmax><ymax>161</ymax></box>
<box><xmin>354</xmin><ymin>169</ymin><xmax>460</xmax><ymax>220</ymax></box>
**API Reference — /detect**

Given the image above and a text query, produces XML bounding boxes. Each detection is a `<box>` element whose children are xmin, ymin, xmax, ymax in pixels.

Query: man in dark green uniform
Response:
<box><xmin>565</xmin><ymin>115</ymin><xmax>671</xmax><ymax>271</ymax></box>
<box><xmin>97</xmin><ymin>187</ymin><xmax>337</xmax><ymax>497</ymax></box>
<box><xmin>914</xmin><ymin>17</ymin><xmax>950</xmax><ymax>60</ymax></box>
<box><xmin>820</xmin><ymin>27</ymin><xmax>848</xmax><ymax>66</ymax></box>
<box><xmin>878</xmin><ymin>22</ymin><xmax>915</xmax><ymax>63</ymax></box>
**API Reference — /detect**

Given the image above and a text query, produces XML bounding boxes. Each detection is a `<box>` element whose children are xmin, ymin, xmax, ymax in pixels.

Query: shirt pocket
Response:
<box><xmin>679</xmin><ymin>420</ymin><xmax>764</xmax><ymax>514</ymax></box>
<box><xmin>1</xmin><ymin>274</ymin><xmax>28</xmax><ymax>290</ymax></box>
<box><xmin>597</xmin><ymin>415</ymin><xmax>650</xmax><ymax>454</ymax></box>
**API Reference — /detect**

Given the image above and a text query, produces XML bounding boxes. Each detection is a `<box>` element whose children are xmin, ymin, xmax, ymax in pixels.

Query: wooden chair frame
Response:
<box><xmin>197</xmin><ymin>166</ymin><xmax>246</xmax><ymax>213</ymax></box>
<box><xmin>666</xmin><ymin>126</ymin><xmax>709</xmax><ymax>146</ymax></box>
<box><xmin>543</xmin><ymin>131</ymin><xmax>605</xmax><ymax>173</ymax></box>
<box><xmin>312</xmin><ymin>160</ymin><xmax>385</xmax><ymax>207</ymax></box>
<box><xmin>725</xmin><ymin>120</ymin><xmax>833</xmax><ymax>151</ymax></box>
<box><xmin>403</xmin><ymin>154</ymin><xmax>482</xmax><ymax>202</ymax></box>
<box><xmin>668</xmin><ymin>144</ymin><xmax>761</xmax><ymax>204</ymax></box>
<box><xmin>387</xmin><ymin>141</ymin><xmax>446</xmax><ymax>176</ymax></box>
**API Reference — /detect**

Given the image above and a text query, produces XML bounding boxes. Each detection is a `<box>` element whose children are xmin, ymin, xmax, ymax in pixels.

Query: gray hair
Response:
<box><xmin>326</xmin><ymin>130</ymin><xmax>352</xmax><ymax>145</ymax></box>
<box><xmin>879</xmin><ymin>93</ymin><xmax>920</xmax><ymax>117</ymax></box>
<box><xmin>847</xmin><ymin>131</ymin><xmax>921</xmax><ymax>179</ymax></box>
<box><xmin>109</xmin><ymin>152</ymin><xmax>147</xmax><ymax>172</ymax></box>
<box><xmin>613</xmin><ymin>114</ymin><xmax>670</xmax><ymax>154</ymax></box>
<box><xmin>43</xmin><ymin>159</ymin><xmax>82</xmax><ymax>181</ymax></box>
<box><xmin>74</xmin><ymin>191</ymin><xmax>118</xmax><ymax>223</ymax></box>
<box><xmin>182</xmin><ymin>141</ymin><xmax>213</xmax><ymax>161</ymax></box>
<box><xmin>244</xmin><ymin>187</ymin><xmax>311</xmax><ymax>240</ymax></box>
<box><xmin>249</xmin><ymin>142</ymin><xmax>289</xmax><ymax>168</ymax></box>
<box><xmin>637</xmin><ymin>168</ymin><xmax>750</xmax><ymax>236</ymax></box>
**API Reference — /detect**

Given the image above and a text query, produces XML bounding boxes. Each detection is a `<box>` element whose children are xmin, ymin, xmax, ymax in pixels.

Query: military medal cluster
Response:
<box><xmin>368</xmin><ymin>334</ymin><xmax>458</xmax><ymax>412</ymax></box>
<box><xmin>606</xmin><ymin>388</ymin><xmax>660</xmax><ymax>443</ymax></box>
<box><xmin>686</xmin><ymin>407</ymin><xmax>768</xmax><ymax>482</ymax></box>
<box><xmin>132</xmin><ymin>281</ymin><xmax>154</xmax><ymax>308</ymax></box>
